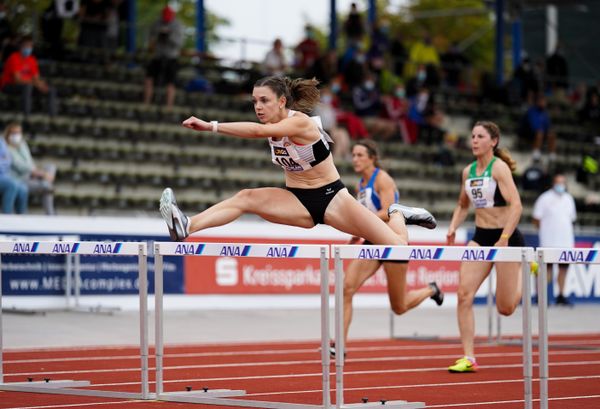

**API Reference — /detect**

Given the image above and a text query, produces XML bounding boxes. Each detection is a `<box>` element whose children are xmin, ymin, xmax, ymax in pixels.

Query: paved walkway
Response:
<box><xmin>3</xmin><ymin>302</ymin><xmax>599</xmax><ymax>349</ymax></box>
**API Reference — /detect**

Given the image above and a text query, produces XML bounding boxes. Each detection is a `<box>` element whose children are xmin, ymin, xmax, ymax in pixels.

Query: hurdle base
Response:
<box><xmin>159</xmin><ymin>388</ymin><xmax>247</xmax><ymax>398</ymax></box>
<box><xmin>158</xmin><ymin>392</ymin><xmax>327</xmax><ymax>409</ymax></box>
<box><xmin>340</xmin><ymin>400</ymin><xmax>425</xmax><ymax>408</ymax></box>
<box><xmin>0</xmin><ymin>380</ymin><xmax>90</xmax><ymax>389</ymax></box>
<box><xmin>0</xmin><ymin>380</ymin><xmax>152</xmax><ymax>399</ymax></box>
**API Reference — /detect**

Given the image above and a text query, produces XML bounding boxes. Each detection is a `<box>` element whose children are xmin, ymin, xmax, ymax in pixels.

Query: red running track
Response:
<box><xmin>1</xmin><ymin>334</ymin><xmax>599</xmax><ymax>409</ymax></box>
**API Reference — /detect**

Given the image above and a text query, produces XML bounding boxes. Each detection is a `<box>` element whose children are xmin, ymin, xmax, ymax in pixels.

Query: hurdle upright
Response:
<box><xmin>0</xmin><ymin>240</ymin><xmax>150</xmax><ymax>399</ymax></box>
<box><xmin>333</xmin><ymin>245</ymin><xmax>535</xmax><ymax>409</ymax></box>
<box><xmin>536</xmin><ymin>247</ymin><xmax>600</xmax><ymax>409</ymax></box>
<box><xmin>154</xmin><ymin>241</ymin><xmax>331</xmax><ymax>409</ymax></box>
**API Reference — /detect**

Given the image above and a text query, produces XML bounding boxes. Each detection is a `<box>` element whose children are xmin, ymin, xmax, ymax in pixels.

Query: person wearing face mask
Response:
<box><xmin>0</xmin><ymin>124</ymin><xmax>27</xmax><ymax>214</ymax></box>
<box><xmin>532</xmin><ymin>172</ymin><xmax>577</xmax><ymax>306</ymax></box>
<box><xmin>352</xmin><ymin>72</ymin><xmax>396</xmax><ymax>140</ymax></box>
<box><xmin>4</xmin><ymin>122</ymin><xmax>56</xmax><ymax>215</ymax></box>
<box><xmin>0</xmin><ymin>35</ymin><xmax>57</xmax><ymax>116</ymax></box>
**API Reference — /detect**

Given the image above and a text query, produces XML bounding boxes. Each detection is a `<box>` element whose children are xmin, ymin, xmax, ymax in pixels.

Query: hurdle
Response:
<box><xmin>0</xmin><ymin>240</ymin><xmax>150</xmax><ymax>400</ymax></box>
<box><xmin>333</xmin><ymin>245</ymin><xmax>535</xmax><ymax>409</ymax></box>
<box><xmin>536</xmin><ymin>247</ymin><xmax>599</xmax><ymax>409</ymax></box>
<box><xmin>154</xmin><ymin>241</ymin><xmax>331</xmax><ymax>408</ymax></box>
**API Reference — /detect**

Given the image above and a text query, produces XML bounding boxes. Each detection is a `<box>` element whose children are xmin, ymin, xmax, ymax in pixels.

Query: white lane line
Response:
<box><xmin>426</xmin><ymin>394</ymin><xmax>600</xmax><ymax>407</ymax></box>
<box><xmin>239</xmin><ymin>376</ymin><xmax>600</xmax><ymax>398</ymax></box>
<box><xmin>5</xmin><ymin>350</ymin><xmax>600</xmax><ymax>378</ymax></box>
<box><xmin>6</xmin><ymin>339</ymin><xmax>600</xmax><ymax>365</ymax></box>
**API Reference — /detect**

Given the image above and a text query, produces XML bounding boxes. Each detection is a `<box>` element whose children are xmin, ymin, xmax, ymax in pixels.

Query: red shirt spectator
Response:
<box><xmin>1</xmin><ymin>50</ymin><xmax>40</xmax><ymax>88</ymax></box>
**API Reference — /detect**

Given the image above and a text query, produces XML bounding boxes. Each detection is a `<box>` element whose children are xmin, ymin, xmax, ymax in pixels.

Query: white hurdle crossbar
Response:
<box><xmin>0</xmin><ymin>240</ymin><xmax>150</xmax><ymax>399</ymax></box>
<box><xmin>333</xmin><ymin>245</ymin><xmax>535</xmax><ymax>409</ymax></box>
<box><xmin>536</xmin><ymin>247</ymin><xmax>600</xmax><ymax>409</ymax></box>
<box><xmin>154</xmin><ymin>242</ymin><xmax>331</xmax><ymax>409</ymax></box>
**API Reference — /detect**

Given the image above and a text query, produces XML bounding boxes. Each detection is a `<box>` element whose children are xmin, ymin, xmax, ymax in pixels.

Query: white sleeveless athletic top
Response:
<box><xmin>269</xmin><ymin>110</ymin><xmax>333</xmax><ymax>172</ymax></box>
<box><xmin>464</xmin><ymin>157</ymin><xmax>507</xmax><ymax>209</ymax></box>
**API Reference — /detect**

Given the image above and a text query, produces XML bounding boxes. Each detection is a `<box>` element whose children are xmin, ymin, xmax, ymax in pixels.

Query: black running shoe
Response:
<box><xmin>429</xmin><ymin>282</ymin><xmax>444</xmax><ymax>306</ymax></box>
<box><xmin>388</xmin><ymin>204</ymin><xmax>437</xmax><ymax>229</ymax></box>
<box><xmin>160</xmin><ymin>188</ymin><xmax>189</xmax><ymax>241</ymax></box>
<box><xmin>555</xmin><ymin>294</ymin><xmax>573</xmax><ymax>307</ymax></box>
<box><xmin>329</xmin><ymin>343</ymin><xmax>346</xmax><ymax>360</ymax></box>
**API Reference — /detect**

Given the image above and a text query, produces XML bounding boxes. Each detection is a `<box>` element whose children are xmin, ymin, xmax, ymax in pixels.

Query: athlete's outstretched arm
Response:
<box><xmin>182</xmin><ymin>115</ymin><xmax>315</xmax><ymax>140</ymax></box>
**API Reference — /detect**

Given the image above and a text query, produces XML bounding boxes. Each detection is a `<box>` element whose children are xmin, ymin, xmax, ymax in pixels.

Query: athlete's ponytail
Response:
<box><xmin>254</xmin><ymin>76</ymin><xmax>320</xmax><ymax>114</ymax></box>
<box><xmin>475</xmin><ymin>120</ymin><xmax>517</xmax><ymax>172</ymax></box>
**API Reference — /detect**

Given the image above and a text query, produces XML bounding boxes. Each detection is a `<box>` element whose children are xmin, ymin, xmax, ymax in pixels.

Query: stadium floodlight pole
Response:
<box><xmin>329</xmin><ymin>0</ymin><xmax>337</xmax><ymax>50</ymax></box>
<box><xmin>495</xmin><ymin>0</ymin><xmax>505</xmax><ymax>86</ymax></box>
<box><xmin>197</xmin><ymin>0</ymin><xmax>206</xmax><ymax>53</ymax></box>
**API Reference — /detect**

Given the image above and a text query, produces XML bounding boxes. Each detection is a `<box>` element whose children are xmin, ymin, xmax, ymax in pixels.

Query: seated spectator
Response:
<box><xmin>329</xmin><ymin>77</ymin><xmax>370</xmax><ymax>140</ymax></box>
<box><xmin>440</xmin><ymin>42</ymin><xmax>469</xmax><ymax>89</ymax></box>
<box><xmin>343</xmin><ymin>2</ymin><xmax>365</xmax><ymax>47</ymax></box>
<box><xmin>0</xmin><ymin>35</ymin><xmax>57</xmax><ymax>116</ymax></box>
<box><xmin>263</xmin><ymin>38</ymin><xmax>287</xmax><ymax>76</ymax></box>
<box><xmin>5</xmin><ymin>122</ymin><xmax>55</xmax><ymax>215</ymax></box>
<box><xmin>405</xmin><ymin>33</ymin><xmax>439</xmax><ymax>79</ymax></box>
<box><xmin>434</xmin><ymin>132</ymin><xmax>458</xmax><ymax>167</ymax></box>
<box><xmin>380</xmin><ymin>85</ymin><xmax>410</xmax><ymax>142</ymax></box>
<box><xmin>579</xmin><ymin>88</ymin><xmax>600</xmax><ymax>132</ymax></box>
<box><xmin>519</xmin><ymin>93</ymin><xmax>557</xmax><ymax>161</ymax></box>
<box><xmin>307</xmin><ymin>49</ymin><xmax>338</xmax><ymax>85</ymax></box>
<box><xmin>0</xmin><ymin>127</ymin><xmax>27</xmax><ymax>214</ymax></box>
<box><xmin>314</xmin><ymin>85</ymin><xmax>351</xmax><ymax>161</ymax></box>
<box><xmin>352</xmin><ymin>73</ymin><xmax>396</xmax><ymax>140</ymax></box>
<box><xmin>294</xmin><ymin>25</ymin><xmax>320</xmax><ymax>75</ymax></box>
<box><xmin>143</xmin><ymin>5</ymin><xmax>184</xmax><ymax>108</ymax></box>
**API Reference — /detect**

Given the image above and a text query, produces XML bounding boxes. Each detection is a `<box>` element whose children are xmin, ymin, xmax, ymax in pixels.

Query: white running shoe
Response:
<box><xmin>160</xmin><ymin>188</ymin><xmax>189</xmax><ymax>241</ymax></box>
<box><xmin>388</xmin><ymin>204</ymin><xmax>437</xmax><ymax>229</ymax></box>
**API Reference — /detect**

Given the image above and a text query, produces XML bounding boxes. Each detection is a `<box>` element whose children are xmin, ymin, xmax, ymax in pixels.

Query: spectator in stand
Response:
<box><xmin>579</xmin><ymin>88</ymin><xmax>600</xmax><ymax>132</ymax></box>
<box><xmin>339</xmin><ymin>43</ymin><xmax>366</xmax><ymax>89</ymax></box>
<box><xmin>329</xmin><ymin>77</ymin><xmax>370</xmax><ymax>140</ymax></box>
<box><xmin>440</xmin><ymin>42</ymin><xmax>469</xmax><ymax>89</ymax></box>
<box><xmin>380</xmin><ymin>84</ymin><xmax>410</xmax><ymax>143</ymax></box>
<box><xmin>367</xmin><ymin>20</ymin><xmax>390</xmax><ymax>75</ymax></box>
<box><xmin>308</xmin><ymin>49</ymin><xmax>338</xmax><ymax>85</ymax></box>
<box><xmin>0</xmin><ymin>35</ymin><xmax>58</xmax><ymax>116</ymax></box>
<box><xmin>343</xmin><ymin>3</ymin><xmax>365</xmax><ymax>47</ymax></box>
<box><xmin>314</xmin><ymin>85</ymin><xmax>351</xmax><ymax>161</ymax></box>
<box><xmin>390</xmin><ymin>31</ymin><xmax>408</xmax><ymax>79</ymax></box>
<box><xmin>143</xmin><ymin>5</ymin><xmax>184</xmax><ymax>108</ymax></box>
<box><xmin>406</xmin><ymin>34</ymin><xmax>439</xmax><ymax>80</ymax></box>
<box><xmin>0</xmin><ymin>127</ymin><xmax>27</xmax><ymax>214</ymax></box>
<box><xmin>263</xmin><ymin>38</ymin><xmax>287</xmax><ymax>76</ymax></box>
<box><xmin>78</xmin><ymin>0</ymin><xmax>109</xmax><ymax>51</ymax></box>
<box><xmin>512</xmin><ymin>56</ymin><xmax>541</xmax><ymax>105</ymax></box>
<box><xmin>5</xmin><ymin>122</ymin><xmax>56</xmax><ymax>215</ymax></box>
<box><xmin>533</xmin><ymin>172</ymin><xmax>577</xmax><ymax>306</ymax></box>
<box><xmin>352</xmin><ymin>72</ymin><xmax>396</xmax><ymax>140</ymax></box>
<box><xmin>294</xmin><ymin>25</ymin><xmax>320</xmax><ymax>75</ymax></box>
<box><xmin>520</xmin><ymin>93</ymin><xmax>557</xmax><ymax>162</ymax></box>
<box><xmin>545</xmin><ymin>43</ymin><xmax>569</xmax><ymax>98</ymax></box>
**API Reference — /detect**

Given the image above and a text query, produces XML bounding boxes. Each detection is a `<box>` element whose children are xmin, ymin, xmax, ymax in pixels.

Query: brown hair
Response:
<box><xmin>475</xmin><ymin>120</ymin><xmax>517</xmax><ymax>172</ymax></box>
<box><xmin>3</xmin><ymin>122</ymin><xmax>21</xmax><ymax>140</ymax></box>
<box><xmin>353</xmin><ymin>139</ymin><xmax>381</xmax><ymax>168</ymax></box>
<box><xmin>254</xmin><ymin>76</ymin><xmax>320</xmax><ymax>114</ymax></box>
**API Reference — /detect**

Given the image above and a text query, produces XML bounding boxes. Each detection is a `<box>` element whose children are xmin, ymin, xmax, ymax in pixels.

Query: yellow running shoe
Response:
<box><xmin>448</xmin><ymin>356</ymin><xmax>478</xmax><ymax>373</ymax></box>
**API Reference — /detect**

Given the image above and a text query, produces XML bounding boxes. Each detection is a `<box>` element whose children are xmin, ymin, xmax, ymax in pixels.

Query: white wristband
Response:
<box><xmin>210</xmin><ymin>120</ymin><xmax>218</xmax><ymax>133</ymax></box>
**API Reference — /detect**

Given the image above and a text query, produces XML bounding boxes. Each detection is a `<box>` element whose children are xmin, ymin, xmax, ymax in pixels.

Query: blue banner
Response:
<box><xmin>1</xmin><ymin>232</ymin><xmax>183</xmax><ymax>296</ymax></box>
